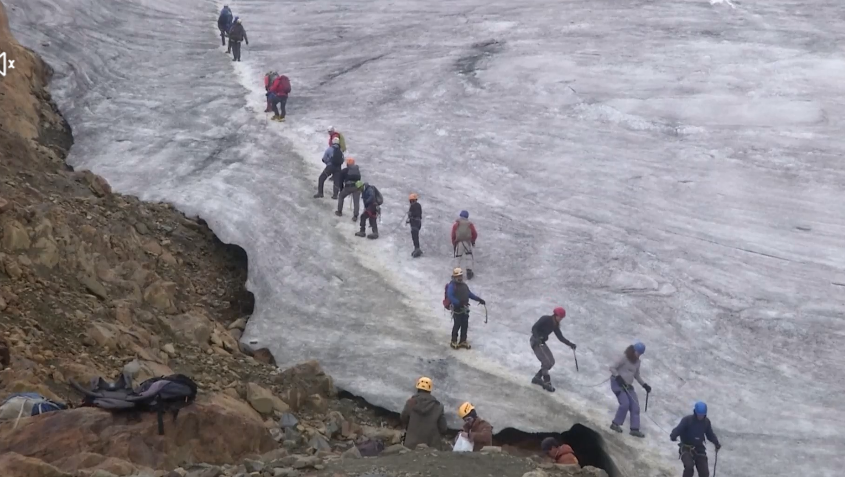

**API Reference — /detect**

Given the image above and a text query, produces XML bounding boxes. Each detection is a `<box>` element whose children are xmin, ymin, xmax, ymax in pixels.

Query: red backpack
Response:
<box><xmin>278</xmin><ymin>75</ymin><xmax>291</xmax><ymax>94</ymax></box>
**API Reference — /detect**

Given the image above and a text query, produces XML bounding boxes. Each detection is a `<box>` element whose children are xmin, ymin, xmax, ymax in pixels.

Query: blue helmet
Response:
<box><xmin>459</xmin><ymin>210</ymin><xmax>469</xmax><ymax>219</ymax></box>
<box><xmin>633</xmin><ymin>342</ymin><xmax>645</xmax><ymax>355</ymax></box>
<box><xmin>694</xmin><ymin>401</ymin><xmax>707</xmax><ymax>416</ymax></box>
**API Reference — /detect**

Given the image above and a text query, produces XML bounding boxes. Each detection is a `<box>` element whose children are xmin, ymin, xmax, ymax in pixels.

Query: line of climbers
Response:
<box><xmin>209</xmin><ymin>18</ymin><xmax>724</xmax><ymax>472</ymax></box>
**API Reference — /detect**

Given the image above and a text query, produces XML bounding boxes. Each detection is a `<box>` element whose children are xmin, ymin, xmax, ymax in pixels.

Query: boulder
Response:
<box><xmin>141</xmin><ymin>240</ymin><xmax>162</xmax><ymax>257</ymax></box>
<box><xmin>32</xmin><ymin>237</ymin><xmax>59</xmax><ymax>268</ymax></box>
<box><xmin>341</xmin><ymin>446</ymin><xmax>362</xmax><ymax>459</ymax></box>
<box><xmin>228</xmin><ymin>318</ymin><xmax>247</xmax><ymax>331</ymax></box>
<box><xmin>308</xmin><ymin>434</ymin><xmax>331</xmax><ymax>452</ymax></box>
<box><xmin>0</xmin><ymin>197</ymin><xmax>10</xmax><ymax>214</ymax></box>
<box><xmin>245</xmin><ymin>383</ymin><xmax>289</xmax><ymax>415</ymax></box>
<box><xmin>382</xmin><ymin>444</ymin><xmax>410</xmax><ymax>456</ymax></box>
<box><xmin>87</xmin><ymin>323</ymin><xmax>119</xmax><ymax>350</ymax></box>
<box><xmin>207</xmin><ymin>393</ymin><xmax>262</xmax><ymax>425</ymax></box>
<box><xmin>162</xmin><ymin>311</ymin><xmax>212</xmax><ymax>346</ymax></box>
<box><xmin>79</xmin><ymin>274</ymin><xmax>109</xmax><ymax>300</ymax></box>
<box><xmin>143</xmin><ymin>281</ymin><xmax>177</xmax><ymax>314</ymax></box>
<box><xmin>0</xmin><ymin>452</ymin><xmax>70</xmax><ymax>477</ymax></box>
<box><xmin>122</xmin><ymin>359</ymin><xmax>173</xmax><ymax>383</ymax></box>
<box><xmin>1</xmin><ymin>220</ymin><xmax>31</xmax><ymax>251</ymax></box>
<box><xmin>0</xmin><ymin>400</ymin><xmax>275</xmax><ymax>471</ymax></box>
<box><xmin>361</xmin><ymin>426</ymin><xmax>403</xmax><ymax>445</ymax></box>
<box><xmin>252</xmin><ymin>349</ymin><xmax>276</xmax><ymax>366</ymax></box>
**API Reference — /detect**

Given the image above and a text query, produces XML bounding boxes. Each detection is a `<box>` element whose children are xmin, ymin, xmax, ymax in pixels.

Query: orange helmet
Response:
<box><xmin>409</xmin><ymin>193</ymin><xmax>418</xmax><ymax>201</ymax></box>
<box><xmin>346</xmin><ymin>157</ymin><xmax>355</xmax><ymax>165</ymax></box>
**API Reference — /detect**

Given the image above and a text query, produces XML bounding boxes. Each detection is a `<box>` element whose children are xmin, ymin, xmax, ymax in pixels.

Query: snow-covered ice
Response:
<box><xmin>7</xmin><ymin>0</ymin><xmax>845</xmax><ymax>475</ymax></box>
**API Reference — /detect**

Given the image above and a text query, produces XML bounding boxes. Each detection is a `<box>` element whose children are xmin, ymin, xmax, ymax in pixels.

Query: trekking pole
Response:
<box><xmin>573</xmin><ymin>349</ymin><xmax>579</xmax><ymax>372</ymax></box>
<box><xmin>645</xmin><ymin>392</ymin><xmax>649</xmax><ymax>412</ymax></box>
<box><xmin>713</xmin><ymin>448</ymin><xmax>719</xmax><ymax>477</ymax></box>
<box><xmin>483</xmin><ymin>304</ymin><xmax>488</xmax><ymax>323</ymax></box>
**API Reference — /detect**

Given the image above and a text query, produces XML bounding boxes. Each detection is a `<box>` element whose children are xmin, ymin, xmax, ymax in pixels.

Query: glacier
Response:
<box><xmin>6</xmin><ymin>0</ymin><xmax>845</xmax><ymax>475</ymax></box>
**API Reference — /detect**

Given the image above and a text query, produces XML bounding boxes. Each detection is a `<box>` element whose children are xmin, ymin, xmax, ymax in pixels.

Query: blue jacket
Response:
<box><xmin>670</xmin><ymin>415</ymin><xmax>721</xmax><ymax>451</ymax></box>
<box><xmin>218</xmin><ymin>8</ymin><xmax>233</xmax><ymax>31</ymax></box>
<box><xmin>446</xmin><ymin>281</ymin><xmax>481</xmax><ymax>307</ymax></box>
<box><xmin>321</xmin><ymin>146</ymin><xmax>334</xmax><ymax>165</ymax></box>
<box><xmin>361</xmin><ymin>184</ymin><xmax>377</xmax><ymax>207</ymax></box>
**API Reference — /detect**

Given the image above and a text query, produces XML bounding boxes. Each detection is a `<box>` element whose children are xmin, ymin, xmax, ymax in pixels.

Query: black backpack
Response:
<box><xmin>372</xmin><ymin>186</ymin><xmax>384</xmax><ymax>206</ymax></box>
<box><xmin>130</xmin><ymin>374</ymin><xmax>198</xmax><ymax>435</ymax></box>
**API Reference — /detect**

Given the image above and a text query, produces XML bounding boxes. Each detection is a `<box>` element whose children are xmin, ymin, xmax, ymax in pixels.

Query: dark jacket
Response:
<box><xmin>229</xmin><ymin>23</ymin><xmax>248</xmax><ymax>43</ymax></box>
<box><xmin>339</xmin><ymin>164</ymin><xmax>361</xmax><ymax>184</ymax></box>
<box><xmin>531</xmin><ymin>315</ymin><xmax>573</xmax><ymax>347</ymax></box>
<box><xmin>408</xmin><ymin>202</ymin><xmax>422</xmax><ymax>226</ymax></box>
<box><xmin>400</xmin><ymin>392</ymin><xmax>447</xmax><ymax>450</ymax></box>
<box><xmin>447</xmin><ymin>280</ymin><xmax>481</xmax><ymax>308</ymax></box>
<box><xmin>330</xmin><ymin>147</ymin><xmax>344</xmax><ymax>167</ymax></box>
<box><xmin>464</xmin><ymin>418</ymin><xmax>493</xmax><ymax>452</ymax></box>
<box><xmin>361</xmin><ymin>184</ymin><xmax>379</xmax><ymax>208</ymax></box>
<box><xmin>218</xmin><ymin>8</ymin><xmax>233</xmax><ymax>31</ymax></box>
<box><xmin>671</xmin><ymin>415</ymin><xmax>720</xmax><ymax>452</ymax></box>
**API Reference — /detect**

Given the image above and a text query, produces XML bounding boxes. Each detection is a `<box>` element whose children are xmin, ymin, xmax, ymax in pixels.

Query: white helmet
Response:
<box><xmin>328</xmin><ymin>126</ymin><xmax>336</xmax><ymax>133</ymax></box>
<box><xmin>331</xmin><ymin>137</ymin><xmax>340</xmax><ymax>145</ymax></box>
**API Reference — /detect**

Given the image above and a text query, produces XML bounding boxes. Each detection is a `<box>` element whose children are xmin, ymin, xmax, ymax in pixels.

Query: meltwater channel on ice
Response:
<box><xmin>7</xmin><ymin>0</ymin><xmax>844</xmax><ymax>475</ymax></box>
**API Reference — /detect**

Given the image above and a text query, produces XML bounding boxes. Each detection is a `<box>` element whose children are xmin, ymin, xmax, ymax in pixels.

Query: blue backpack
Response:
<box><xmin>0</xmin><ymin>392</ymin><xmax>67</xmax><ymax>418</ymax></box>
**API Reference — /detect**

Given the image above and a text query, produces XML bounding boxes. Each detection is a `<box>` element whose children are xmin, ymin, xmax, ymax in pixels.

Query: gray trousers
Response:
<box><xmin>337</xmin><ymin>184</ymin><xmax>360</xmax><ymax>216</ymax></box>
<box><xmin>681</xmin><ymin>449</ymin><xmax>709</xmax><ymax>477</ymax></box>
<box><xmin>531</xmin><ymin>337</ymin><xmax>555</xmax><ymax>380</ymax></box>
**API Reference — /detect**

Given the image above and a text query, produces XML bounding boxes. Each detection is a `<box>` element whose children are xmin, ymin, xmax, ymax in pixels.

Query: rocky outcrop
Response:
<box><xmin>0</xmin><ymin>399</ymin><xmax>275</xmax><ymax>471</ymax></box>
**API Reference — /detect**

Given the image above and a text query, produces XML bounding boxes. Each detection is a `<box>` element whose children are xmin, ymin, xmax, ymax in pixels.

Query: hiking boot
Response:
<box><xmin>331</xmin><ymin>195</ymin><xmax>338</xmax><ymax>200</ymax></box>
<box><xmin>531</xmin><ymin>376</ymin><xmax>544</xmax><ymax>386</ymax></box>
<box><xmin>450</xmin><ymin>341</ymin><xmax>459</xmax><ymax>349</ymax></box>
<box><xmin>271</xmin><ymin>115</ymin><xmax>282</xmax><ymax>121</ymax></box>
<box><xmin>630</xmin><ymin>430</ymin><xmax>645</xmax><ymax>438</ymax></box>
<box><xmin>367</xmin><ymin>233</ymin><xmax>379</xmax><ymax>240</ymax></box>
<box><xmin>610</xmin><ymin>423</ymin><xmax>623</xmax><ymax>433</ymax></box>
<box><xmin>541</xmin><ymin>382</ymin><xmax>555</xmax><ymax>392</ymax></box>
<box><xmin>355</xmin><ymin>231</ymin><xmax>366</xmax><ymax>237</ymax></box>
<box><xmin>313</xmin><ymin>193</ymin><xmax>323</xmax><ymax>199</ymax></box>
<box><xmin>411</xmin><ymin>248</ymin><xmax>423</xmax><ymax>258</ymax></box>
<box><xmin>278</xmin><ymin>117</ymin><xmax>286</xmax><ymax>122</ymax></box>
<box><xmin>458</xmin><ymin>341</ymin><xmax>471</xmax><ymax>349</ymax></box>
<box><xmin>335</xmin><ymin>211</ymin><xmax>342</xmax><ymax>217</ymax></box>
<box><xmin>351</xmin><ymin>215</ymin><xmax>358</xmax><ymax>222</ymax></box>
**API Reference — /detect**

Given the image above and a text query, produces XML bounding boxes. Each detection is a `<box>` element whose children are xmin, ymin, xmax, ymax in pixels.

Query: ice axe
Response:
<box><xmin>572</xmin><ymin>348</ymin><xmax>579</xmax><ymax>372</ymax></box>
<box><xmin>645</xmin><ymin>392</ymin><xmax>649</xmax><ymax>412</ymax></box>
<box><xmin>713</xmin><ymin>447</ymin><xmax>719</xmax><ymax>477</ymax></box>
<box><xmin>482</xmin><ymin>303</ymin><xmax>488</xmax><ymax>324</ymax></box>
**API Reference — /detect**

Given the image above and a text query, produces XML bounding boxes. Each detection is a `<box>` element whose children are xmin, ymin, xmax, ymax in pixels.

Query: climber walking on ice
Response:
<box><xmin>315</xmin><ymin>137</ymin><xmax>344</xmax><ymax>199</ymax></box>
<box><xmin>227</xmin><ymin>18</ymin><xmax>248</xmax><ymax>62</ymax></box>
<box><xmin>445</xmin><ymin>268</ymin><xmax>485</xmax><ymax>349</ymax></box>
<box><xmin>451</xmin><ymin>210</ymin><xmax>478</xmax><ymax>279</ymax></box>
<box><xmin>671</xmin><ymin>401</ymin><xmax>722</xmax><ymax>477</ymax></box>
<box><xmin>217</xmin><ymin>5</ymin><xmax>233</xmax><ymax>47</ymax></box>
<box><xmin>355</xmin><ymin>181</ymin><xmax>382</xmax><ymax>239</ymax></box>
<box><xmin>609</xmin><ymin>341</ymin><xmax>652</xmax><ymax>438</ymax></box>
<box><xmin>529</xmin><ymin>307</ymin><xmax>576</xmax><ymax>392</ymax></box>
<box><xmin>407</xmin><ymin>193</ymin><xmax>423</xmax><ymax>258</ymax></box>
<box><xmin>335</xmin><ymin>157</ymin><xmax>361</xmax><ymax>219</ymax></box>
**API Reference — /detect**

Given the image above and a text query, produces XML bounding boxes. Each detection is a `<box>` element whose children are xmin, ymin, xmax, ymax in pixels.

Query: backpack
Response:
<box><xmin>278</xmin><ymin>75</ymin><xmax>291</xmax><ymax>94</ymax></box>
<box><xmin>455</xmin><ymin>219</ymin><xmax>473</xmax><ymax>242</ymax></box>
<box><xmin>0</xmin><ymin>393</ymin><xmax>67</xmax><ymax>422</ymax></box>
<box><xmin>442</xmin><ymin>282</ymin><xmax>451</xmax><ymax>309</ymax></box>
<box><xmin>372</xmin><ymin>186</ymin><xmax>383</xmax><ymax>206</ymax></box>
<box><xmin>129</xmin><ymin>374</ymin><xmax>198</xmax><ymax>435</ymax></box>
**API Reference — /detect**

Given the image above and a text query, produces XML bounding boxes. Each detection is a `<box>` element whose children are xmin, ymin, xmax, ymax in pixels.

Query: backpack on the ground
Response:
<box><xmin>128</xmin><ymin>374</ymin><xmax>198</xmax><ymax>435</ymax></box>
<box><xmin>0</xmin><ymin>392</ymin><xmax>67</xmax><ymax>423</ymax></box>
<box><xmin>442</xmin><ymin>282</ymin><xmax>451</xmax><ymax>310</ymax></box>
<box><xmin>278</xmin><ymin>75</ymin><xmax>291</xmax><ymax>94</ymax></box>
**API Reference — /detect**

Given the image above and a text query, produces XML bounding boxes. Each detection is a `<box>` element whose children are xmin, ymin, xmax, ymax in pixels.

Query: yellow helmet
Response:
<box><xmin>452</xmin><ymin>268</ymin><xmax>463</xmax><ymax>277</ymax></box>
<box><xmin>458</xmin><ymin>402</ymin><xmax>475</xmax><ymax>419</ymax></box>
<box><xmin>416</xmin><ymin>377</ymin><xmax>433</xmax><ymax>392</ymax></box>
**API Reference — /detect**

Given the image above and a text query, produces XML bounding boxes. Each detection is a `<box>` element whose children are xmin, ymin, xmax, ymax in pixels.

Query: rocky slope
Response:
<box><xmin>0</xmin><ymin>3</ymin><xmax>609</xmax><ymax>477</ymax></box>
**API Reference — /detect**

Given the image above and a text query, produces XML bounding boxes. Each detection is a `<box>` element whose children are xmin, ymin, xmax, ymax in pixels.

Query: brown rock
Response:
<box><xmin>0</xmin><ymin>401</ymin><xmax>274</xmax><ymax>471</ymax></box>
<box><xmin>32</xmin><ymin>237</ymin><xmax>59</xmax><ymax>268</ymax></box>
<box><xmin>143</xmin><ymin>281</ymin><xmax>177</xmax><ymax>313</ymax></box>
<box><xmin>113</xmin><ymin>306</ymin><xmax>133</xmax><ymax>326</ymax></box>
<box><xmin>0</xmin><ymin>197</ymin><xmax>10</xmax><ymax>214</ymax></box>
<box><xmin>4</xmin><ymin>258</ymin><xmax>22</xmax><ymax>279</ymax></box>
<box><xmin>79</xmin><ymin>274</ymin><xmax>109</xmax><ymax>300</ymax></box>
<box><xmin>122</xmin><ymin>359</ymin><xmax>173</xmax><ymax>383</ymax></box>
<box><xmin>252</xmin><ymin>349</ymin><xmax>275</xmax><ymax>366</ymax></box>
<box><xmin>277</xmin><ymin>361</ymin><xmax>335</xmax><ymax>398</ymax></box>
<box><xmin>162</xmin><ymin>310</ymin><xmax>212</xmax><ymax>345</ymax></box>
<box><xmin>1</xmin><ymin>220</ymin><xmax>31</xmax><ymax>251</ymax></box>
<box><xmin>307</xmin><ymin>394</ymin><xmax>328</xmax><ymax>413</ymax></box>
<box><xmin>159</xmin><ymin>252</ymin><xmax>177</xmax><ymax>267</ymax></box>
<box><xmin>0</xmin><ymin>452</ymin><xmax>70</xmax><ymax>477</ymax></box>
<box><xmin>87</xmin><ymin>323</ymin><xmax>119</xmax><ymax>350</ymax></box>
<box><xmin>142</xmin><ymin>240</ymin><xmax>162</xmax><ymax>257</ymax></box>
<box><xmin>81</xmin><ymin>171</ymin><xmax>112</xmax><ymax>198</ymax></box>
<box><xmin>245</xmin><ymin>382</ymin><xmax>290</xmax><ymax>415</ymax></box>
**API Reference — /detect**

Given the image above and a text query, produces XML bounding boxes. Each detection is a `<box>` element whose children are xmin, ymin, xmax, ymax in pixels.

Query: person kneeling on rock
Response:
<box><xmin>400</xmin><ymin>377</ymin><xmax>447</xmax><ymax>450</ymax></box>
<box><xmin>541</xmin><ymin>437</ymin><xmax>579</xmax><ymax>466</ymax></box>
<box><xmin>457</xmin><ymin>401</ymin><xmax>493</xmax><ymax>451</ymax></box>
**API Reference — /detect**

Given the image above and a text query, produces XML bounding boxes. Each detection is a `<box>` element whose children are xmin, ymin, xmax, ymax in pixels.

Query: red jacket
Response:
<box><xmin>451</xmin><ymin>220</ymin><xmax>478</xmax><ymax>246</ymax></box>
<box><xmin>269</xmin><ymin>76</ymin><xmax>290</xmax><ymax>97</ymax></box>
<box><xmin>329</xmin><ymin>131</ymin><xmax>340</xmax><ymax>146</ymax></box>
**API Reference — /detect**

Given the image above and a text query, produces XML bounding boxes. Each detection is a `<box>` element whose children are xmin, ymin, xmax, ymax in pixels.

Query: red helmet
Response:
<box><xmin>553</xmin><ymin>307</ymin><xmax>566</xmax><ymax>318</ymax></box>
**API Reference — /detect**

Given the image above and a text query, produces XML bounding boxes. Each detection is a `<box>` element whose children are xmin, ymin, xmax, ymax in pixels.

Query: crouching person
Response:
<box><xmin>458</xmin><ymin>402</ymin><xmax>493</xmax><ymax>451</ymax></box>
<box><xmin>401</xmin><ymin>377</ymin><xmax>447</xmax><ymax>450</ymax></box>
<box><xmin>541</xmin><ymin>437</ymin><xmax>579</xmax><ymax>466</ymax></box>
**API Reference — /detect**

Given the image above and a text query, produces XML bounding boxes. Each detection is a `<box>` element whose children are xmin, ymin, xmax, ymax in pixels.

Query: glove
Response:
<box><xmin>477</xmin><ymin>299</ymin><xmax>486</xmax><ymax>305</ymax></box>
<box><xmin>615</xmin><ymin>375</ymin><xmax>627</xmax><ymax>389</ymax></box>
<box><xmin>715</xmin><ymin>444</ymin><xmax>721</xmax><ymax>451</ymax></box>
<box><xmin>569</xmin><ymin>343</ymin><xmax>577</xmax><ymax>351</ymax></box>
<box><xmin>671</xmin><ymin>436</ymin><xmax>677</xmax><ymax>442</ymax></box>
<box><xmin>642</xmin><ymin>383</ymin><xmax>652</xmax><ymax>393</ymax></box>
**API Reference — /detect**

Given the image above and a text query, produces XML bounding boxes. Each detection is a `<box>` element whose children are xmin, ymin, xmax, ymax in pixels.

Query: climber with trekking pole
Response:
<box><xmin>609</xmin><ymin>342</ymin><xmax>652</xmax><ymax>438</ymax></box>
<box><xmin>529</xmin><ymin>307</ymin><xmax>577</xmax><ymax>393</ymax></box>
<box><xmin>671</xmin><ymin>401</ymin><xmax>722</xmax><ymax>477</ymax></box>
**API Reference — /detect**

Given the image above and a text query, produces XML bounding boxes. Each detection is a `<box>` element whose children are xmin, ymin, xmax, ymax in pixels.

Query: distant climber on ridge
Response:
<box><xmin>541</xmin><ymin>437</ymin><xmax>579</xmax><ymax>466</ymax></box>
<box><xmin>400</xmin><ymin>377</ymin><xmax>447</xmax><ymax>450</ymax></box>
<box><xmin>530</xmin><ymin>307</ymin><xmax>576</xmax><ymax>392</ymax></box>
<box><xmin>228</xmin><ymin>18</ymin><xmax>248</xmax><ymax>62</ymax></box>
<box><xmin>327</xmin><ymin>126</ymin><xmax>347</xmax><ymax>153</ymax></box>
<box><xmin>315</xmin><ymin>137</ymin><xmax>344</xmax><ymax>199</ymax></box>
<box><xmin>335</xmin><ymin>157</ymin><xmax>361</xmax><ymax>219</ymax></box>
<box><xmin>355</xmin><ymin>181</ymin><xmax>382</xmax><ymax>239</ymax></box>
<box><xmin>609</xmin><ymin>342</ymin><xmax>651</xmax><ymax>438</ymax></box>
<box><xmin>407</xmin><ymin>193</ymin><xmax>423</xmax><ymax>258</ymax></box>
<box><xmin>445</xmin><ymin>267</ymin><xmax>485</xmax><ymax>349</ymax></box>
<box><xmin>457</xmin><ymin>402</ymin><xmax>493</xmax><ymax>451</ymax></box>
<box><xmin>451</xmin><ymin>210</ymin><xmax>478</xmax><ymax>279</ymax></box>
<box><xmin>217</xmin><ymin>6</ymin><xmax>233</xmax><ymax>48</ymax></box>
<box><xmin>671</xmin><ymin>401</ymin><xmax>721</xmax><ymax>477</ymax></box>
<box><xmin>266</xmin><ymin>73</ymin><xmax>291</xmax><ymax>122</ymax></box>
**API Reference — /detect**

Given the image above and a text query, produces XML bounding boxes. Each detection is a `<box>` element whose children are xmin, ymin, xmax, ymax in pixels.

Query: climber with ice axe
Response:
<box><xmin>529</xmin><ymin>307</ymin><xmax>577</xmax><ymax>393</ymax></box>
<box><xmin>671</xmin><ymin>401</ymin><xmax>722</xmax><ymax>477</ymax></box>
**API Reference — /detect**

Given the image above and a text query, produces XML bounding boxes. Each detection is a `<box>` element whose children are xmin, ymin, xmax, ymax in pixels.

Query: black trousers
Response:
<box><xmin>231</xmin><ymin>41</ymin><xmax>242</xmax><ymax>61</ymax></box>
<box><xmin>451</xmin><ymin>310</ymin><xmax>469</xmax><ymax>343</ymax></box>
<box><xmin>271</xmin><ymin>96</ymin><xmax>287</xmax><ymax>118</ymax></box>
<box><xmin>409</xmin><ymin>219</ymin><xmax>421</xmax><ymax>248</ymax></box>
<box><xmin>359</xmin><ymin>205</ymin><xmax>378</xmax><ymax>233</ymax></box>
<box><xmin>317</xmin><ymin>165</ymin><xmax>340</xmax><ymax>196</ymax></box>
<box><xmin>681</xmin><ymin>451</ymin><xmax>709</xmax><ymax>477</ymax></box>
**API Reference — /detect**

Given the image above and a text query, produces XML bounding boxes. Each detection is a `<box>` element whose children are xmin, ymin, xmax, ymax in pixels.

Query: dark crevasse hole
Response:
<box><xmin>337</xmin><ymin>391</ymin><xmax>618</xmax><ymax>476</ymax></box>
